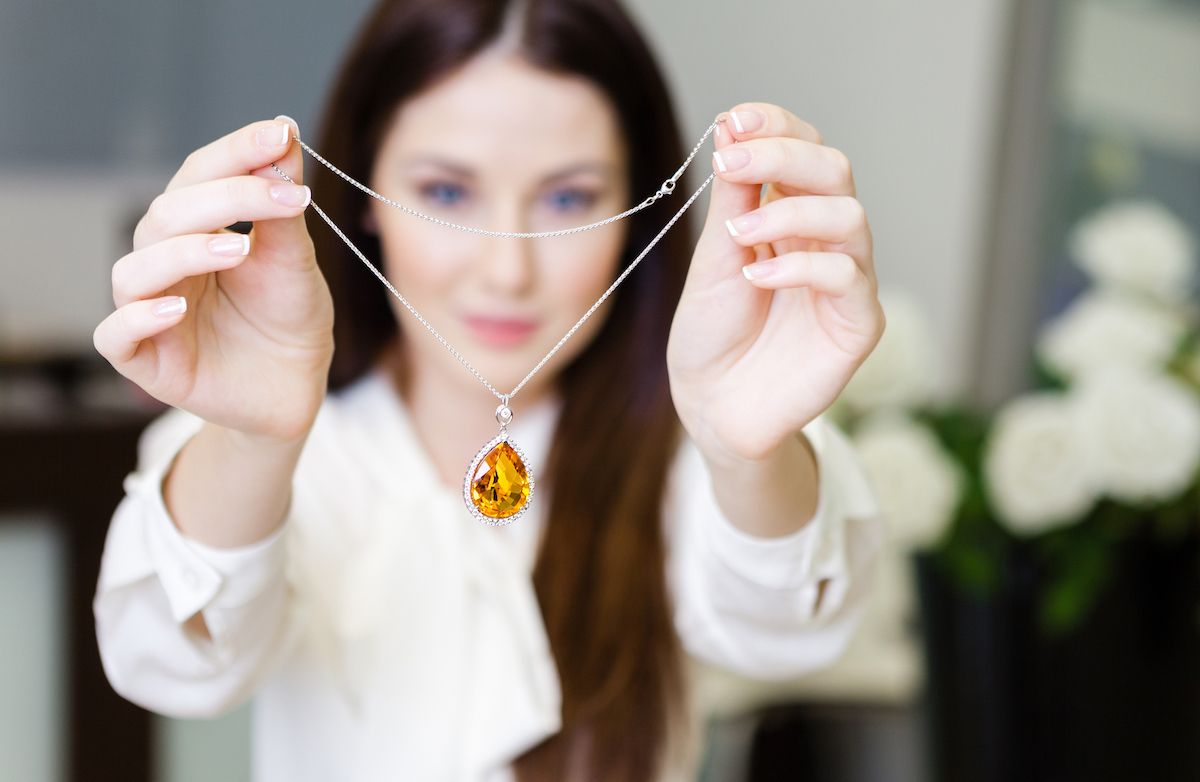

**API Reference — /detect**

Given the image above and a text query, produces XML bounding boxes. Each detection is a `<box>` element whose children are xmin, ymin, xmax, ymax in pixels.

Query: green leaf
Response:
<box><xmin>1036</xmin><ymin>527</ymin><xmax>1114</xmax><ymax>635</ymax></box>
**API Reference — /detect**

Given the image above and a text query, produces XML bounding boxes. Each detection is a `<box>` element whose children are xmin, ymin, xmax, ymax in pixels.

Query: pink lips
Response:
<box><xmin>462</xmin><ymin>315</ymin><xmax>540</xmax><ymax>348</ymax></box>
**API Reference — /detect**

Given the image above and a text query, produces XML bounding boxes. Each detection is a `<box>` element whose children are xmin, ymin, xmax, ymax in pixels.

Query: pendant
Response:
<box><xmin>463</xmin><ymin>400</ymin><xmax>534</xmax><ymax>525</ymax></box>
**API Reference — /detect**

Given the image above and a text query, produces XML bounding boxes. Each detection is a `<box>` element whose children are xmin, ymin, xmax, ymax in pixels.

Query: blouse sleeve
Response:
<box><xmin>92</xmin><ymin>409</ymin><xmax>294</xmax><ymax>718</ymax></box>
<box><xmin>665</xmin><ymin>415</ymin><xmax>885</xmax><ymax>680</ymax></box>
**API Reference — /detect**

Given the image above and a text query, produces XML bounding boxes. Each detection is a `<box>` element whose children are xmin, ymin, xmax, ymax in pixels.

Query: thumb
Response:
<box><xmin>691</xmin><ymin>118</ymin><xmax>763</xmax><ymax>287</ymax></box>
<box><xmin>249</xmin><ymin>114</ymin><xmax>314</xmax><ymax>265</ymax></box>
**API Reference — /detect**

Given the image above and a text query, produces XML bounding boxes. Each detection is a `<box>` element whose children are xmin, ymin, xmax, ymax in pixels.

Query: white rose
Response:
<box><xmin>1036</xmin><ymin>289</ymin><xmax>1186</xmax><ymax>381</ymax></box>
<box><xmin>984</xmin><ymin>393</ymin><xmax>1097</xmax><ymax>536</ymax></box>
<box><xmin>841</xmin><ymin>289</ymin><xmax>941</xmax><ymax>413</ymax></box>
<box><xmin>854</xmin><ymin>414</ymin><xmax>964</xmax><ymax>549</ymax></box>
<box><xmin>1069</xmin><ymin>200</ymin><xmax>1197</xmax><ymax>301</ymax></box>
<box><xmin>1076</xmin><ymin>369</ymin><xmax>1200</xmax><ymax>504</ymax></box>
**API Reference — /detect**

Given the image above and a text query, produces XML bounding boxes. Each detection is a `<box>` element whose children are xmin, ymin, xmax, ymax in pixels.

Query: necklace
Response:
<box><xmin>271</xmin><ymin>118</ymin><xmax>724</xmax><ymax>525</ymax></box>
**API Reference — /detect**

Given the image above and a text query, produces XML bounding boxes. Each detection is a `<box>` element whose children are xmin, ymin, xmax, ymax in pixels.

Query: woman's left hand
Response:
<box><xmin>667</xmin><ymin>103</ymin><xmax>884</xmax><ymax>466</ymax></box>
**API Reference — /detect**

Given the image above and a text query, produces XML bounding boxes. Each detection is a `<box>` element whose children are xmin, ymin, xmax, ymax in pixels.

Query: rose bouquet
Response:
<box><xmin>838</xmin><ymin>200</ymin><xmax>1200</xmax><ymax>633</ymax></box>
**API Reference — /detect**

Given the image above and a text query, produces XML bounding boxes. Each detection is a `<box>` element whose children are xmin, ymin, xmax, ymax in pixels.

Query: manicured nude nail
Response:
<box><xmin>153</xmin><ymin>296</ymin><xmax>187</xmax><ymax>317</ymax></box>
<box><xmin>209</xmin><ymin>234</ymin><xmax>250</xmax><ymax>257</ymax></box>
<box><xmin>256</xmin><ymin>123</ymin><xmax>291</xmax><ymax>148</ymax></box>
<box><xmin>270</xmin><ymin>183</ymin><xmax>311</xmax><ymax>208</ymax></box>
<box><xmin>742</xmin><ymin>261</ymin><xmax>776</xmax><ymax>281</ymax></box>
<box><xmin>273</xmin><ymin>115</ymin><xmax>300</xmax><ymax>141</ymax></box>
<box><xmin>713</xmin><ymin>147</ymin><xmax>751</xmax><ymax>173</ymax></box>
<box><xmin>726</xmin><ymin>211</ymin><xmax>764</xmax><ymax>237</ymax></box>
<box><xmin>730</xmin><ymin>110</ymin><xmax>765</xmax><ymax>134</ymax></box>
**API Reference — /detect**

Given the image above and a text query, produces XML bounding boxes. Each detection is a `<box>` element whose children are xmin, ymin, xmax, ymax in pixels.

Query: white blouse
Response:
<box><xmin>93</xmin><ymin>370</ymin><xmax>883</xmax><ymax>782</ymax></box>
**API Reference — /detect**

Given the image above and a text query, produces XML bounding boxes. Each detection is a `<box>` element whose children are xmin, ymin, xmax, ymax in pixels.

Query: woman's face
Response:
<box><xmin>369</xmin><ymin>53</ymin><xmax>630</xmax><ymax>400</ymax></box>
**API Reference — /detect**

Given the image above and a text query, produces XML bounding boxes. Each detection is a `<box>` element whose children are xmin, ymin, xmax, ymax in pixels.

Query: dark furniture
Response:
<box><xmin>918</xmin><ymin>539</ymin><xmax>1200</xmax><ymax>782</ymax></box>
<box><xmin>0</xmin><ymin>360</ymin><xmax>155</xmax><ymax>782</ymax></box>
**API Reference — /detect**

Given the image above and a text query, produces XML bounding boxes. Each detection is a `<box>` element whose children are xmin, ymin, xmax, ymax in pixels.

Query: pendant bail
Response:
<box><xmin>495</xmin><ymin>395</ymin><xmax>513</xmax><ymax>429</ymax></box>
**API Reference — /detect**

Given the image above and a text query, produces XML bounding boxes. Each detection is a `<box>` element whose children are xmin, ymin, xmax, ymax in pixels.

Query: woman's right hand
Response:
<box><xmin>94</xmin><ymin>118</ymin><xmax>335</xmax><ymax>443</ymax></box>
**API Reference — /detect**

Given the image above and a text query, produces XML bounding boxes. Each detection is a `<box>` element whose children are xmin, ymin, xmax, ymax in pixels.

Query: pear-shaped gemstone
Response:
<box><xmin>470</xmin><ymin>441</ymin><xmax>531</xmax><ymax>519</ymax></box>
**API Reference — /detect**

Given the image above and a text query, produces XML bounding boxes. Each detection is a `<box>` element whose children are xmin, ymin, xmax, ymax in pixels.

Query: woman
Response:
<box><xmin>92</xmin><ymin>0</ymin><xmax>885</xmax><ymax>779</ymax></box>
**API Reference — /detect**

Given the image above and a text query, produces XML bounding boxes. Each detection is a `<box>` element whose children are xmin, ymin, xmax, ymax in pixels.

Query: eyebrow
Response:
<box><xmin>403</xmin><ymin>157</ymin><xmax>616</xmax><ymax>186</ymax></box>
<box><xmin>403</xmin><ymin>156</ymin><xmax>476</xmax><ymax>179</ymax></box>
<box><xmin>540</xmin><ymin>163</ymin><xmax>614</xmax><ymax>185</ymax></box>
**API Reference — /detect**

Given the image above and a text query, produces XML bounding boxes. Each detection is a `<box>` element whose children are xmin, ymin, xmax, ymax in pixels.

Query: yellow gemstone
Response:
<box><xmin>470</xmin><ymin>441</ymin><xmax>531</xmax><ymax>519</ymax></box>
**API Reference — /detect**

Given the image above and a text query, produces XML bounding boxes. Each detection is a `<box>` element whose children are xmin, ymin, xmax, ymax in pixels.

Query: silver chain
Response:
<box><xmin>289</xmin><ymin>117</ymin><xmax>722</xmax><ymax>238</ymax></box>
<box><xmin>271</xmin><ymin>118</ymin><xmax>723</xmax><ymax>404</ymax></box>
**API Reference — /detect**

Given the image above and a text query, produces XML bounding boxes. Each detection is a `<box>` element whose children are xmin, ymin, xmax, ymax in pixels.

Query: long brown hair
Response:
<box><xmin>310</xmin><ymin>1</ymin><xmax>692</xmax><ymax>778</ymax></box>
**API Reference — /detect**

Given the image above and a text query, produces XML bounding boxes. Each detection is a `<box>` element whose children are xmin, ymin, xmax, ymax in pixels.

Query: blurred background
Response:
<box><xmin>2</xmin><ymin>0</ymin><xmax>1198</xmax><ymax>780</ymax></box>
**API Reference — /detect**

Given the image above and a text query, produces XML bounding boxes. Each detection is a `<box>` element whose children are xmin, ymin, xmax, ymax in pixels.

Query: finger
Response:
<box><xmin>246</xmin><ymin>115</ymin><xmax>313</xmax><ymax>261</ymax></box>
<box><xmin>740</xmin><ymin>251</ymin><xmax>867</xmax><ymax>297</ymax></box>
<box><xmin>718</xmin><ymin>102</ymin><xmax>824</xmax><ymax>146</ymax></box>
<box><xmin>686</xmin><ymin>173</ymin><xmax>760</xmax><ymax>286</ymax></box>
<box><xmin>713</xmin><ymin>136</ymin><xmax>855</xmax><ymax>197</ymax></box>
<box><xmin>690</xmin><ymin>109</ymin><xmax>795</xmax><ymax>288</ymax></box>
<box><xmin>93</xmin><ymin>296</ymin><xmax>188</xmax><ymax>368</ymax></box>
<box><xmin>724</xmin><ymin>196</ymin><xmax>872</xmax><ymax>266</ymax></box>
<box><xmin>166</xmin><ymin>118</ymin><xmax>298</xmax><ymax>193</ymax></box>
<box><xmin>112</xmin><ymin>233</ymin><xmax>251</xmax><ymax>307</ymax></box>
<box><xmin>251</xmin><ymin>115</ymin><xmax>304</xmax><ymax>179</ymax></box>
<box><xmin>134</xmin><ymin>175</ymin><xmax>310</xmax><ymax>250</ymax></box>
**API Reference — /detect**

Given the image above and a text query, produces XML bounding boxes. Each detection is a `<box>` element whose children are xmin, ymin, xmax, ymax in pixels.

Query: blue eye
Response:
<box><xmin>422</xmin><ymin>182</ymin><xmax>467</xmax><ymax>206</ymax></box>
<box><xmin>545</xmin><ymin>188</ymin><xmax>595</xmax><ymax>212</ymax></box>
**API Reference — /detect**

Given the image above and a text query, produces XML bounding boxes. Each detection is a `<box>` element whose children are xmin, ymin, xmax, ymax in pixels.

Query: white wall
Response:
<box><xmin>155</xmin><ymin>705</ymin><xmax>252</xmax><ymax>782</ymax></box>
<box><xmin>0</xmin><ymin>172</ymin><xmax>166</xmax><ymax>355</ymax></box>
<box><xmin>1060</xmin><ymin>0</ymin><xmax>1200</xmax><ymax>158</ymax></box>
<box><xmin>0</xmin><ymin>518</ymin><xmax>67</xmax><ymax>782</ymax></box>
<box><xmin>628</xmin><ymin>0</ymin><xmax>1014</xmax><ymax>396</ymax></box>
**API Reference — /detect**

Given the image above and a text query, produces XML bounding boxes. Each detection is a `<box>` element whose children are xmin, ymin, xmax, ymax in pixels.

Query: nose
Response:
<box><xmin>478</xmin><ymin>199</ymin><xmax>536</xmax><ymax>296</ymax></box>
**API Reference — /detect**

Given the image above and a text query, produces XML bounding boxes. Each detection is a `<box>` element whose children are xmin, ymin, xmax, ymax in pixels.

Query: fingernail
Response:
<box><xmin>742</xmin><ymin>261</ymin><xmax>776</xmax><ymax>281</ymax></box>
<box><xmin>726</xmin><ymin>211</ymin><xmax>764</xmax><ymax>237</ymax></box>
<box><xmin>209</xmin><ymin>234</ymin><xmax>250</xmax><ymax>257</ymax></box>
<box><xmin>713</xmin><ymin>147</ymin><xmax>751</xmax><ymax>173</ymax></box>
<box><xmin>153</xmin><ymin>296</ymin><xmax>188</xmax><ymax>317</ymax></box>
<box><xmin>730</xmin><ymin>110</ymin><xmax>765</xmax><ymax>134</ymax></box>
<box><xmin>270</xmin><ymin>183</ymin><xmax>311</xmax><ymax>208</ymax></box>
<box><xmin>256</xmin><ymin>123</ymin><xmax>291</xmax><ymax>148</ymax></box>
<box><xmin>273</xmin><ymin>115</ymin><xmax>300</xmax><ymax>141</ymax></box>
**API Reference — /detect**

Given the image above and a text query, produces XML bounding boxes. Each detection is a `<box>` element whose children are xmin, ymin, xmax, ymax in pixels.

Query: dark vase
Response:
<box><xmin>916</xmin><ymin>532</ymin><xmax>1200</xmax><ymax>782</ymax></box>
